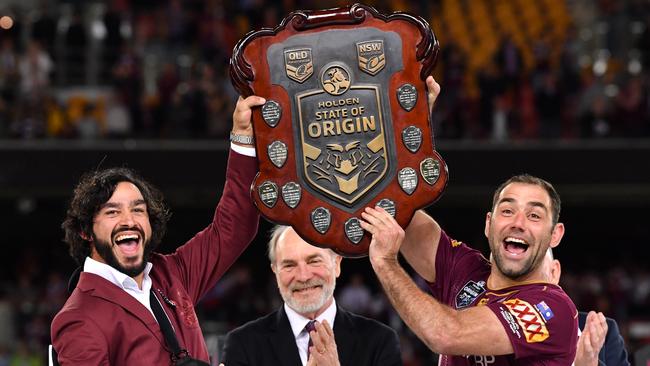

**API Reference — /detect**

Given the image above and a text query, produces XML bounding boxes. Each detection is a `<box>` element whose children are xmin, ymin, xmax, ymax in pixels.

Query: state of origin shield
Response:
<box><xmin>230</xmin><ymin>3</ymin><xmax>448</xmax><ymax>257</ymax></box>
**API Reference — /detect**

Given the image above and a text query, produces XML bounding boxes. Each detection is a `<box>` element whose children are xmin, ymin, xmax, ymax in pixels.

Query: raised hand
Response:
<box><xmin>232</xmin><ymin>95</ymin><xmax>266</xmax><ymax>138</ymax></box>
<box><xmin>360</xmin><ymin>206</ymin><xmax>405</xmax><ymax>266</ymax></box>
<box><xmin>574</xmin><ymin>311</ymin><xmax>608</xmax><ymax>366</ymax></box>
<box><xmin>307</xmin><ymin>320</ymin><xmax>340</xmax><ymax>366</ymax></box>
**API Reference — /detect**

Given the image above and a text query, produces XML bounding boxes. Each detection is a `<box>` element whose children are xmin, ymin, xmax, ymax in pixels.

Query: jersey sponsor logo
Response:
<box><xmin>534</xmin><ymin>301</ymin><xmax>554</xmax><ymax>322</ymax></box>
<box><xmin>472</xmin><ymin>355</ymin><xmax>495</xmax><ymax>365</ymax></box>
<box><xmin>499</xmin><ymin>307</ymin><xmax>522</xmax><ymax>339</ymax></box>
<box><xmin>455</xmin><ymin>280</ymin><xmax>486</xmax><ymax>309</ymax></box>
<box><xmin>504</xmin><ymin>298</ymin><xmax>549</xmax><ymax>343</ymax></box>
<box><xmin>451</xmin><ymin>239</ymin><xmax>462</xmax><ymax>247</ymax></box>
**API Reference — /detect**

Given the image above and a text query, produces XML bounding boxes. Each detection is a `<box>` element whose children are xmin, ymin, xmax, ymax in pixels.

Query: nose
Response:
<box><xmin>295</xmin><ymin>263</ymin><xmax>313</xmax><ymax>282</ymax></box>
<box><xmin>118</xmin><ymin>210</ymin><xmax>136</xmax><ymax>227</ymax></box>
<box><xmin>510</xmin><ymin>211</ymin><xmax>526</xmax><ymax>230</ymax></box>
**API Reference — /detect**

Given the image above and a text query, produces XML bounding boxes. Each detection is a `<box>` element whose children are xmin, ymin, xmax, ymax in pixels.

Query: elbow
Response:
<box><xmin>421</xmin><ymin>315</ymin><xmax>463</xmax><ymax>355</ymax></box>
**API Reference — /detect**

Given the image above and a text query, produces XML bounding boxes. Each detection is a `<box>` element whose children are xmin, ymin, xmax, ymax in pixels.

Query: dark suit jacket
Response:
<box><xmin>223</xmin><ymin>305</ymin><xmax>402</xmax><ymax>366</ymax></box>
<box><xmin>578</xmin><ymin>311</ymin><xmax>630</xmax><ymax>366</ymax></box>
<box><xmin>51</xmin><ymin>151</ymin><xmax>260</xmax><ymax>366</ymax></box>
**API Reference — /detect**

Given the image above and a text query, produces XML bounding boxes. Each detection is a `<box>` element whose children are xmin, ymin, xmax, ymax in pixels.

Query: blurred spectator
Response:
<box><xmin>76</xmin><ymin>103</ymin><xmax>102</xmax><ymax>139</ymax></box>
<box><xmin>17</xmin><ymin>41</ymin><xmax>52</xmax><ymax>101</ymax></box>
<box><xmin>338</xmin><ymin>273</ymin><xmax>372</xmax><ymax>316</ymax></box>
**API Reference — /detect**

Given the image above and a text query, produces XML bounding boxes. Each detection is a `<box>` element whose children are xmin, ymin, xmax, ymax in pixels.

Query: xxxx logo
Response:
<box><xmin>504</xmin><ymin>299</ymin><xmax>549</xmax><ymax>343</ymax></box>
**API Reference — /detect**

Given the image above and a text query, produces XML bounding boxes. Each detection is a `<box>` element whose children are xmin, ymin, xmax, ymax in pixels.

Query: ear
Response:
<box><xmin>334</xmin><ymin>255</ymin><xmax>342</xmax><ymax>278</ymax></box>
<box><xmin>80</xmin><ymin>231</ymin><xmax>92</xmax><ymax>241</ymax></box>
<box><xmin>484</xmin><ymin>212</ymin><xmax>492</xmax><ymax>238</ymax></box>
<box><xmin>270</xmin><ymin>263</ymin><xmax>277</xmax><ymax>275</ymax></box>
<box><xmin>551</xmin><ymin>259</ymin><xmax>562</xmax><ymax>284</ymax></box>
<box><xmin>549</xmin><ymin>222</ymin><xmax>565</xmax><ymax>248</ymax></box>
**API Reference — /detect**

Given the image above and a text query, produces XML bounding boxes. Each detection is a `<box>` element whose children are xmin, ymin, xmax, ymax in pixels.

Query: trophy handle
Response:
<box><xmin>291</xmin><ymin>5</ymin><xmax>366</xmax><ymax>30</ymax></box>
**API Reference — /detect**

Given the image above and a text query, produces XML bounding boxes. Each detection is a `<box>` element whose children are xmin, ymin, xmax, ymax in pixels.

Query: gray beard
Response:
<box><xmin>282</xmin><ymin>280</ymin><xmax>336</xmax><ymax>314</ymax></box>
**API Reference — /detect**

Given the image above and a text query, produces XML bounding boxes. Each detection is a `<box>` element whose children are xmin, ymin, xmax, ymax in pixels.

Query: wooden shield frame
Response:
<box><xmin>231</xmin><ymin>3</ymin><xmax>448</xmax><ymax>257</ymax></box>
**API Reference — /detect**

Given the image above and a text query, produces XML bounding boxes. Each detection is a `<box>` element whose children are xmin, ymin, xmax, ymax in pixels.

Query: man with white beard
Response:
<box><xmin>222</xmin><ymin>225</ymin><xmax>402</xmax><ymax>366</ymax></box>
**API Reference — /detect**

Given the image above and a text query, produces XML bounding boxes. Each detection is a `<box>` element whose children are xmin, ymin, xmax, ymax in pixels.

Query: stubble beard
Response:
<box><xmin>489</xmin><ymin>230</ymin><xmax>546</xmax><ymax>280</ymax></box>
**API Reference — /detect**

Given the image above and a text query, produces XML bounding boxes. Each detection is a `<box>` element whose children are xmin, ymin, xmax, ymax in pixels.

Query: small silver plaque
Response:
<box><xmin>397</xmin><ymin>84</ymin><xmax>417</xmax><ymax>111</ymax></box>
<box><xmin>267</xmin><ymin>140</ymin><xmax>288</xmax><ymax>168</ymax></box>
<box><xmin>398</xmin><ymin>167</ymin><xmax>418</xmax><ymax>195</ymax></box>
<box><xmin>344</xmin><ymin>217</ymin><xmax>364</xmax><ymax>244</ymax></box>
<box><xmin>281</xmin><ymin>182</ymin><xmax>302</xmax><ymax>209</ymax></box>
<box><xmin>420</xmin><ymin>157</ymin><xmax>441</xmax><ymax>185</ymax></box>
<box><xmin>376</xmin><ymin>198</ymin><xmax>396</xmax><ymax>217</ymax></box>
<box><xmin>261</xmin><ymin>100</ymin><xmax>281</xmax><ymax>127</ymax></box>
<box><xmin>311</xmin><ymin>207</ymin><xmax>331</xmax><ymax>234</ymax></box>
<box><xmin>402</xmin><ymin>126</ymin><xmax>422</xmax><ymax>153</ymax></box>
<box><xmin>258</xmin><ymin>181</ymin><xmax>279</xmax><ymax>208</ymax></box>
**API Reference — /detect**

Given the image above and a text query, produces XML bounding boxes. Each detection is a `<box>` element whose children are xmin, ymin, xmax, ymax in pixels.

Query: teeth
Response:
<box><xmin>116</xmin><ymin>234</ymin><xmax>139</xmax><ymax>242</ymax></box>
<box><xmin>505</xmin><ymin>237</ymin><xmax>527</xmax><ymax>245</ymax></box>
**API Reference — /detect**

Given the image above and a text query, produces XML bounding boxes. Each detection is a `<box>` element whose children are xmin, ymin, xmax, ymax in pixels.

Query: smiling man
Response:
<box><xmin>361</xmin><ymin>173</ymin><xmax>579</xmax><ymax>365</ymax></box>
<box><xmin>222</xmin><ymin>225</ymin><xmax>402</xmax><ymax>366</ymax></box>
<box><xmin>50</xmin><ymin>95</ymin><xmax>266</xmax><ymax>365</ymax></box>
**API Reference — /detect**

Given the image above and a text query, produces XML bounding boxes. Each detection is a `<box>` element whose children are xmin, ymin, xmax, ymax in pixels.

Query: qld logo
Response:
<box><xmin>284</xmin><ymin>48</ymin><xmax>314</xmax><ymax>83</ymax></box>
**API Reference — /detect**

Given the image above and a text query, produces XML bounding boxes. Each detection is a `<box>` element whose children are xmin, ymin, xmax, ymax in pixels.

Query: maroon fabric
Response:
<box><xmin>429</xmin><ymin>231</ymin><xmax>579</xmax><ymax>365</ymax></box>
<box><xmin>51</xmin><ymin>151</ymin><xmax>260</xmax><ymax>366</ymax></box>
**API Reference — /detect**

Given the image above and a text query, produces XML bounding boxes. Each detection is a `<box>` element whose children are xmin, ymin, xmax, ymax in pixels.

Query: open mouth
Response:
<box><xmin>503</xmin><ymin>237</ymin><xmax>529</xmax><ymax>256</ymax></box>
<box><xmin>292</xmin><ymin>285</ymin><xmax>322</xmax><ymax>294</ymax></box>
<box><xmin>113</xmin><ymin>232</ymin><xmax>142</xmax><ymax>256</ymax></box>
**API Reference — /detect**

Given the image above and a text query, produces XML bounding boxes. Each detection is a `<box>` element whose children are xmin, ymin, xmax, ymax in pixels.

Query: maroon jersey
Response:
<box><xmin>428</xmin><ymin>231</ymin><xmax>578</xmax><ymax>365</ymax></box>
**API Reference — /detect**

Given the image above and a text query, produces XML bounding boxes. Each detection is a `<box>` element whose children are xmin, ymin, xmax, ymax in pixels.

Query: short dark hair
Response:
<box><xmin>62</xmin><ymin>167</ymin><xmax>171</xmax><ymax>265</ymax></box>
<box><xmin>491</xmin><ymin>174</ymin><xmax>561</xmax><ymax>225</ymax></box>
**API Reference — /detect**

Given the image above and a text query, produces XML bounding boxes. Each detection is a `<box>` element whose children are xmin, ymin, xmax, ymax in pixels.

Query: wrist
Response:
<box><xmin>230</xmin><ymin>131</ymin><xmax>254</xmax><ymax>146</ymax></box>
<box><xmin>370</xmin><ymin>254</ymin><xmax>399</xmax><ymax>271</ymax></box>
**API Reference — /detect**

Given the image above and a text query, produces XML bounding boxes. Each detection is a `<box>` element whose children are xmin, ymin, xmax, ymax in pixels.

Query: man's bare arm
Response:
<box><xmin>362</xmin><ymin>207</ymin><xmax>513</xmax><ymax>356</ymax></box>
<box><xmin>399</xmin><ymin>210</ymin><xmax>441</xmax><ymax>282</ymax></box>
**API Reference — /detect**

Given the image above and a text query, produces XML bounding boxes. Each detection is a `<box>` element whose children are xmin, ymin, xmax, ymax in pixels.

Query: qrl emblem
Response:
<box><xmin>284</xmin><ymin>48</ymin><xmax>314</xmax><ymax>83</ymax></box>
<box><xmin>296</xmin><ymin>65</ymin><xmax>390</xmax><ymax>207</ymax></box>
<box><xmin>357</xmin><ymin>40</ymin><xmax>386</xmax><ymax>75</ymax></box>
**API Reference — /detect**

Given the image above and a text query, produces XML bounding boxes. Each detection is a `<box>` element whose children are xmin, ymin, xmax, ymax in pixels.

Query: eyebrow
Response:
<box><xmin>279</xmin><ymin>253</ymin><xmax>324</xmax><ymax>265</ymax></box>
<box><xmin>497</xmin><ymin>198</ymin><xmax>548</xmax><ymax>211</ymax></box>
<box><xmin>100</xmin><ymin>199</ymin><xmax>147</xmax><ymax>210</ymax></box>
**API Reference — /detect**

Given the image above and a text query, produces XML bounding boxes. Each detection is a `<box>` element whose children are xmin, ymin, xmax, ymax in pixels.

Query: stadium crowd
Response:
<box><xmin>1</xmin><ymin>0</ymin><xmax>650</xmax><ymax>364</ymax></box>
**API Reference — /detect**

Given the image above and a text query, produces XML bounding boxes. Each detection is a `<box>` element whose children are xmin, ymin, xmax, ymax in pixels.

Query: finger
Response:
<box><xmin>307</xmin><ymin>346</ymin><xmax>319</xmax><ymax>364</ymax></box>
<box><xmin>310</xmin><ymin>326</ymin><xmax>326</xmax><ymax>351</ymax></box>
<box><xmin>360</xmin><ymin>209</ymin><xmax>386</xmax><ymax>227</ymax></box>
<box><xmin>233</xmin><ymin>95</ymin><xmax>266</xmax><ymax>119</ymax></box>
<box><xmin>581</xmin><ymin>330</ymin><xmax>594</xmax><ymax>355</ymax></box>
<box><xmin>321</xmin><ymin>319</ymin><xmax>335</xmax><ymax>339</ymax></box>
<box><xmin>426</xmin><ymin>76</ymin><xmax>441</xmax><ymax>111</ymax></box>
<box><xmin>240</xmin><ymin>95</ymin><xmax>266</xmax><ymax>108</ymax></box>
<box><xmin>313</xmin><ymin>321</ymin><xmax>331</xmax><ymax>347</ymax></box>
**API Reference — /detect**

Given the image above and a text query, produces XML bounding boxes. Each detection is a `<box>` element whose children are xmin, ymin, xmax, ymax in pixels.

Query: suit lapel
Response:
<box><xmin>333</xmin><ymin>307</ymin><xmax>357</xmax><ymax>366</ymax></box>
<box><xmin>77</xmin><ymin>272</ymin><xmax>167</xmax><ymax>348</ymax></box>
<box><xmin>269</xmin><ymin>307</ymin><xmax>303</xmax><ymax>366</ymax></box>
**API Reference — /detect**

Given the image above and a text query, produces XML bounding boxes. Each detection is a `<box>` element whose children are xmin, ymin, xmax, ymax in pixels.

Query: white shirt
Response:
<box><xmin>83</xmin><ymin>257</ymin><xmax>155</xmax><ymax>319</ymax></box>
<box><xmin>284</xmin><ymin>300</ymin><xmax>337</xmax><ymax>366</ymax></box>
<box><xmin>230</xmin><ymin>143</ymin><xmax>256</xmax><ymax>157</ymax></box>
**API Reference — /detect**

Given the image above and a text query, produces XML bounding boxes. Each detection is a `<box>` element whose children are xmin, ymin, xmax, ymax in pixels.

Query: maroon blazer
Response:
<box><xmin>51</xmin><ymin>151</ymin><xmax>260</xmax><ymax>366</ymax></box>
